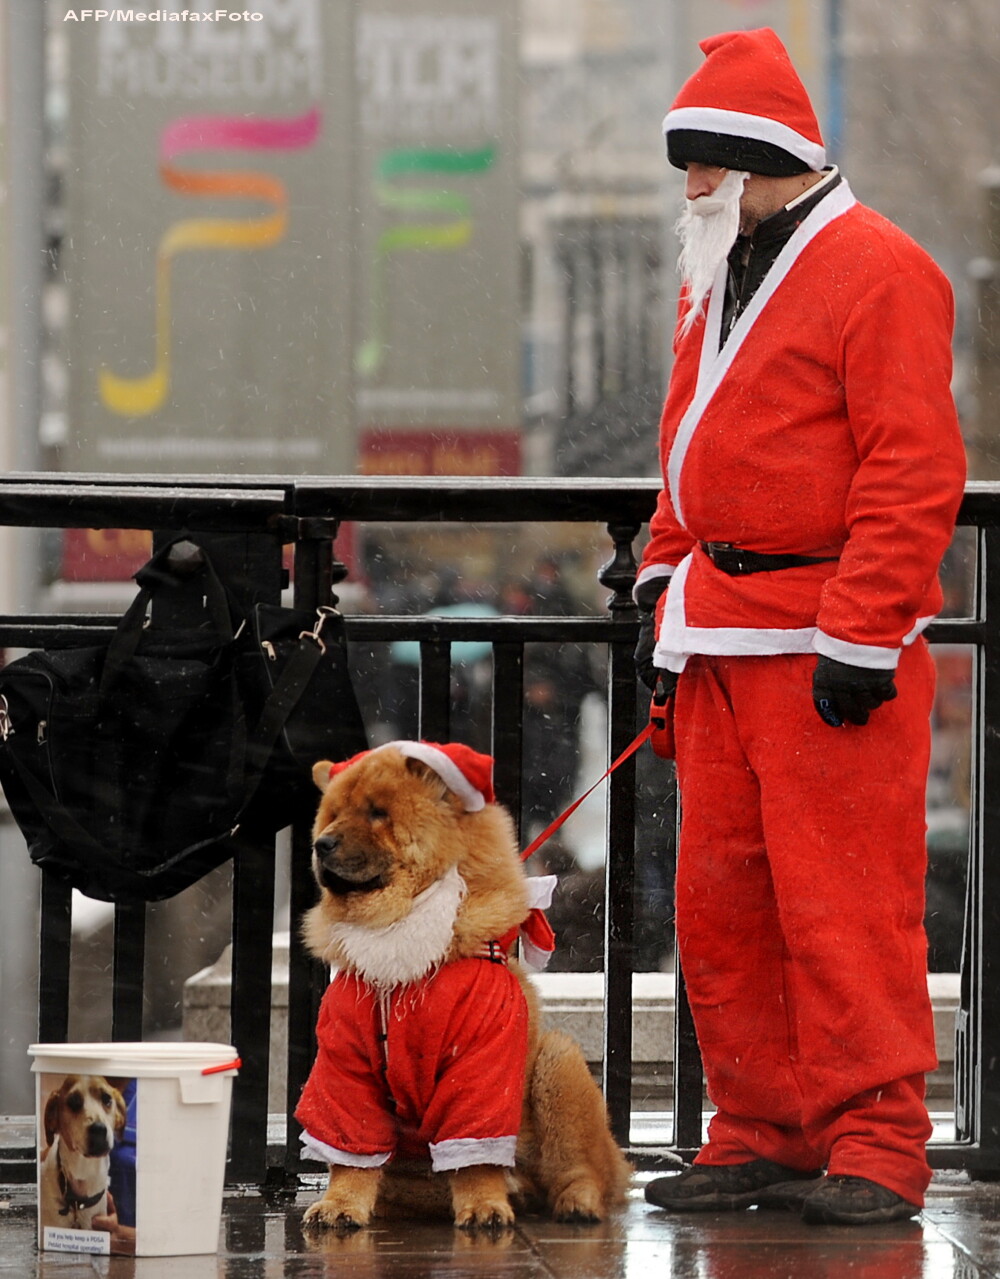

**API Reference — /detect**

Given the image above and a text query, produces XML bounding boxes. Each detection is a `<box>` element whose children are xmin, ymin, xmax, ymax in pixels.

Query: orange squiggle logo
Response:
<box><xmin>99</xmin><ymin>107</ymin><xmax>322</xmax><ymax>417</ymax></box>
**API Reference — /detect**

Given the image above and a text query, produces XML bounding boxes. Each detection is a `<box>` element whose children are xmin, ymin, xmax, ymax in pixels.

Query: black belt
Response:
<box><xmin>700</xmin><ymin>542</ymin><xmax>839</xmax><ymax>576</ymax></box>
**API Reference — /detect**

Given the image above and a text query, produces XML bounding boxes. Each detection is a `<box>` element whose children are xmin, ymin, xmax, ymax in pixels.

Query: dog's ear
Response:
<box><xmin>110</xmin><ymin>1086</ymin><xmax>128</xmax><ymax>1139</ymax></box>
<box><xmin>43</xmin><ymin>1090</ymin><xmax>62</xmax><ymax>1146</ymax></box>
<box><xmin>405</xmin><ymin>755</ymin><xmax>452</xmax><ymax>804</ymax></box>
<box><xmin>312</xmin><ymin>760</ymin><xmax>334</xmax><ymax>791</ymax></box>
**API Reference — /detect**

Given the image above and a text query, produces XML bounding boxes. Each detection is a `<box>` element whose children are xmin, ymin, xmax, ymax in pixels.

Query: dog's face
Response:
<box><xmin>309</xmin><ymin>748</ymin><xmax>471</xmax><ymax>929</ymax></box>
<box><xmin>43</xmin><ymin>1075</ymin><xmax>127</xmax><ymax>1158</ymax></box>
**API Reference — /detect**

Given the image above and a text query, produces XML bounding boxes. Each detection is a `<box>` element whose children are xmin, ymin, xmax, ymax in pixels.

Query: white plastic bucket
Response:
<box><xmin>30</xmin><ymin>1041</ymin><xmax>239</xmax><ymax>1257</ymax></box>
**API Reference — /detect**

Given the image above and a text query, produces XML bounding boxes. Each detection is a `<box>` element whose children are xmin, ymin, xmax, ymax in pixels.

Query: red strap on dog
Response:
<box><xmin>519</xmin><ymin>720</ymin><xmax>657</xmax><ymax>862</ymax></box>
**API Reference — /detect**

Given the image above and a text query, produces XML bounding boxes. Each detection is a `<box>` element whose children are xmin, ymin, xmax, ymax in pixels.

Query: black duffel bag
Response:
<box><xmin>0</xmin><ymin>537</ymin><xmax>367</xmax><ymax>902</ymax></box>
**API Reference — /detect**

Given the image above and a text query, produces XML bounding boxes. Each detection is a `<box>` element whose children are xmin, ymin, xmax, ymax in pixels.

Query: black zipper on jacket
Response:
<box><xmin>729</xmin><ymin>242</ymin><xmax>754</xmax><ymax>335</ymax></box>
<box><xmin>723</xmin><ymin>239</ymin><xmax>756</xmax><ymax>347</ymax></box>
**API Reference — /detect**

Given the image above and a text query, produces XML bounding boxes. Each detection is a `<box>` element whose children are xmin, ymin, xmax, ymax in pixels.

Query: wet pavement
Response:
<box><xmin>2</xmin><ymin>1171</ymin><xmax>1000</xmax><ymax>1277</ymax></box>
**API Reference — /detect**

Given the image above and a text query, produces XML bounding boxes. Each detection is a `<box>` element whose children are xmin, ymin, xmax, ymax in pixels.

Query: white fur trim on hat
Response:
<box><xmin>663</xmin><ymin>106</ymin><xmax>826</xmax><ymax>172</ymax></box>
<box><xmin>382</xmin><ymin>741</ymin><xmax>487</xmax><ymax>811</ymax></box>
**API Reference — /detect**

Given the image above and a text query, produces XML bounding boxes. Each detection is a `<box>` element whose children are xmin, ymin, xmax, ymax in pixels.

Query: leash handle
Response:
<box><xmin>520</xmin><ymin>721</ymin><xmax>655</xmax><ymax>862</ymax></box>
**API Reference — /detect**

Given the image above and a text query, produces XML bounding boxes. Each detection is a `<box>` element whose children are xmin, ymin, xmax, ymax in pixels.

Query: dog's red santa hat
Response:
<box><xmin>327</xmin><ymin>740</ymin><xmax>494</xmax><ymax>811</ymax></box>
<box><xmin>664</xmin><ymin>27</ymin><xmax>825</xmax><ymax>176</ymax></box>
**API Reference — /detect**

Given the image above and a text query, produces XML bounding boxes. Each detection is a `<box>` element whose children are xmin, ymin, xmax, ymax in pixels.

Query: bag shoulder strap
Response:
<box><xmin>238</xmin><ymin>611</ymin><xmax>339</xmax><ymax>809</ymax></box>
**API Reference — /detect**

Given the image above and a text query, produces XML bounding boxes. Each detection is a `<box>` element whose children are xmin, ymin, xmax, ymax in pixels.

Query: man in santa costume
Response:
<box><xmin>635</xmin><ymin>28</ymin><xmax>967</xmax><ymax>1225</ymax></box>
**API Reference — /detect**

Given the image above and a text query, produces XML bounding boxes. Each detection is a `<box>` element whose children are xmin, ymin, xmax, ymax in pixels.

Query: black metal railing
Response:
<box><xmin>0</xmin><ymin>473</ymin><xmax>998</xmax><ymax>1183</ymax></box>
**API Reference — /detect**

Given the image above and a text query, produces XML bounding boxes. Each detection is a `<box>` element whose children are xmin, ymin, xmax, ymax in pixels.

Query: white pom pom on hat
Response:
<box><xmin>327</xmin><ymin>741</ymin><xmax>495</xmax><ymax>812</ymax></box>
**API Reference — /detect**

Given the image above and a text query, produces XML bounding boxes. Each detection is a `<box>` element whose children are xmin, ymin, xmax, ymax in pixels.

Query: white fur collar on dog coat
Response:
<box><xmin>323</xmin><ymin>864</ymin><xmax>467</xmax><ymax>989</ymax></box>
<box><xmin>319</xmin><ymin>868</ymin><xmax>558</xmax><ymax>988</ymax></box>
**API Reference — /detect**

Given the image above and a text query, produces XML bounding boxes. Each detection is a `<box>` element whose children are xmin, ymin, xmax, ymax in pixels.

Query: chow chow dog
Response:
<box><xmin>296</xmin><ymin>741</ymin><xmax>631</xmax><ymax>1233</ymax></box>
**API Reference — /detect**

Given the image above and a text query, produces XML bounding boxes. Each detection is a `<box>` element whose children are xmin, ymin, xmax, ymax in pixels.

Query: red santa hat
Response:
<box><xmin>328</xmin><ymin>741</ymin><xmax>494</xmax><ymax>812</ymax></box>
<box><xmin>663</xmin><ymin>28</ymin><xmax>825</xmax><ymax>176</ymax></box>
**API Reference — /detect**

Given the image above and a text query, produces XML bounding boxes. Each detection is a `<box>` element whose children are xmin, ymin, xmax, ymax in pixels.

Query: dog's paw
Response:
<box><xmin>552</xmin><ymin>1181</ymin><xmax>603</xmax><ymax>1224</ymax></box>
<box><xmin>453</xmin><ymin>1198</ymin><xmax>516</xmax><ymax>1235</ymax></box>
<box><xmin>302</xmin><ymin>1198</ymin><xmax>370</xmax><ymax>1232</ymax></box>
<box><xmin>302</xmin><ymin>1165</ymin><xmax>381</xmax><ymax>1233</ymax></box>
<box><xmin>450</xmin><ymin>1165</ymin><xmax>515</xmax><ymax>1234</ymax></box>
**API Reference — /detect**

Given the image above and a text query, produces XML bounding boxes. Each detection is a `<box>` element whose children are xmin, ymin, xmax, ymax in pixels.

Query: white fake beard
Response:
<box><xmin>324</xmin><ymin>863</ymin><xmax>466</xmax><ymax>991</ymax></box>
<box><xmin>675</xmin><ymin>169</ymin><xmax>749</xmax><ymax>335</ymax></box>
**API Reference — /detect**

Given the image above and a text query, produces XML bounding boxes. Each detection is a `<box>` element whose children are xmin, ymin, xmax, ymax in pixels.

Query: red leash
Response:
<box><xmin>520</xmin><ymin>721</ymin><xmax>656</xmax><ymax>862</ymax></box>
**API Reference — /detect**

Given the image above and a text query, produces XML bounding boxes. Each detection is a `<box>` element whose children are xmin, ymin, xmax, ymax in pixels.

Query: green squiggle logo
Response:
<box><xmin>357</xmin><ymin>144</ymin><xmax>497</xmax><ymax>377</ymax></box>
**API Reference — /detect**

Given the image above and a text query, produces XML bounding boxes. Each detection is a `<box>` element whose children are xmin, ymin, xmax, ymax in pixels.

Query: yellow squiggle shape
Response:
<box><xmin>100</xmin><ymin>210</ymin><xmax>287</xmax><ymax>417</ymax></box>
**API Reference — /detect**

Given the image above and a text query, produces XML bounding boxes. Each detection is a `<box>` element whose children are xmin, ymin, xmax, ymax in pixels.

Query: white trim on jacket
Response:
<box><xmin>667</xmin><ymin>180</ymin><xmax>857</xmax><ymax>527</ymax></box>
<box><xmin>300</xmin><ymin>1132</ymin><xmax>391</xmax><ymax>1169</ymax></box>
<box><xmin>633</xmin><ymin>562</ymin><xmax>676</xmax><ymax>601</ymax></box>
<box><xmin>654</xmin><ymin>554</ymin><xmax>932</xmax><ymax>670</ymax></box>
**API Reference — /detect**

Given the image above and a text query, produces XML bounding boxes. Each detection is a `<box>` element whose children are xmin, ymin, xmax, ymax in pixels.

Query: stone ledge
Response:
<box><xmin>183</xmin><ymin>934</ymin><xmax>960</xmax><ymax>1111</ymax></box>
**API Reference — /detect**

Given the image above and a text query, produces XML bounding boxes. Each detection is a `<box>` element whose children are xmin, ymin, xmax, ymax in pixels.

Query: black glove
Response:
<box><xmin>812</xmin><ymin>655</ymin><xmax>897</xmax><ymax>727</ymax></box>
<box><xmin>634</xmin><ymin>619</ymin><xmax>679</xmax><ymax>698</ymax></box>
<box><xmin>633</xmin><ymin>578</ymin><xmax>671</xmax><ymax>693</ymax></box>
<box><xmin>634</xmin><ymin>612</ymin><xmax>660</xmax><ymax>692</ymax></box>
<box><xmin>651</xmin><ymin>668</ymin><xmax>679</xmax><ymax>703</ymax></box>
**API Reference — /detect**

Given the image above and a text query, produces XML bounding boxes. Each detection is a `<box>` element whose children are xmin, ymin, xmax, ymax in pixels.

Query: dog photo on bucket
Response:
<box><xmin>37</xmin><ymin>1073</ymin><xmax>135</xmax><ymax>1256</ymax></box>
<box><xmin>296</xmin><ymin>740</ymin><xmax>631</xmax><ymax>1231</ymax></box>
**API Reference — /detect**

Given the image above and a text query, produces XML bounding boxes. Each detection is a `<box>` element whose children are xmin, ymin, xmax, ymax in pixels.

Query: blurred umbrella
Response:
<box><xmin>389</xmin><ymin>603</ymin><xmax>498</xmax><ymax>665</ymax></box>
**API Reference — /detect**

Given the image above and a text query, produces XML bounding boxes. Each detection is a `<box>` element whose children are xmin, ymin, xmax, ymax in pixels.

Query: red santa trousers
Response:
<box><xmin>672</xmin><ymin>641</ymin><xmax>938</xmax><ymax>1205</ymax></box>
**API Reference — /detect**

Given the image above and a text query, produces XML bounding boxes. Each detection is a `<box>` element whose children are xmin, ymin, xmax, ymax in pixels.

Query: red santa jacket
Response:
<box><xmin>637</xmin><ymin>179</ymin><xmax>966</xmax><ymax>671</ymax></box>
<box><xmin>295</xmin><ymin>958</ymin><xmax>529</xmax><ymax>1172</ymax></box>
